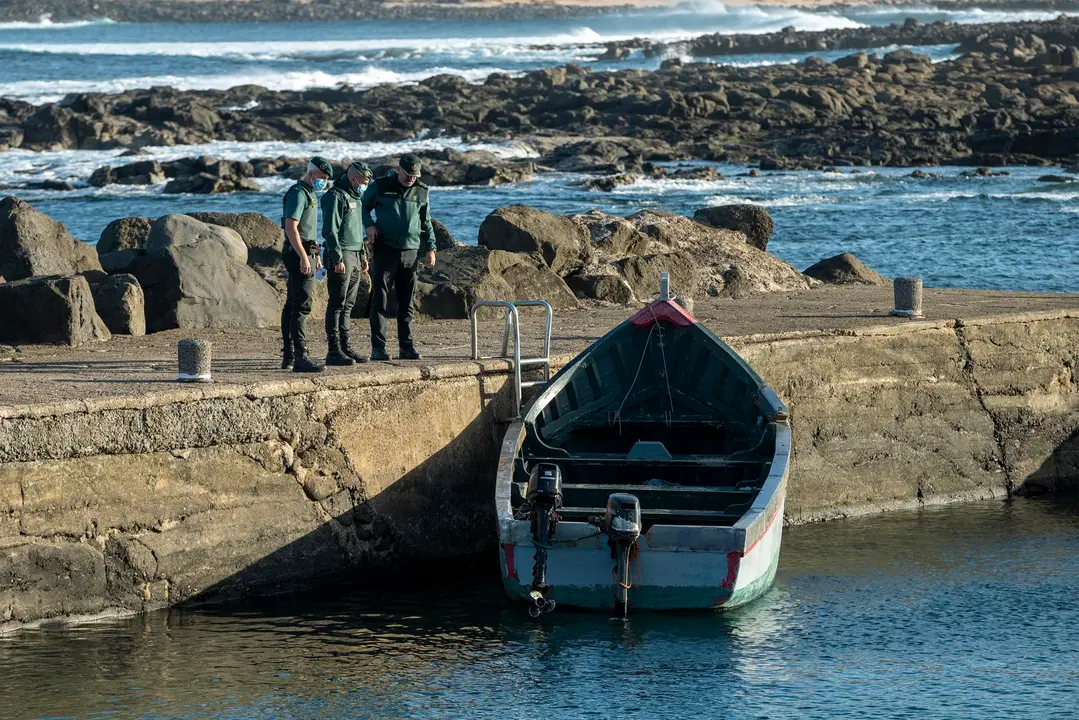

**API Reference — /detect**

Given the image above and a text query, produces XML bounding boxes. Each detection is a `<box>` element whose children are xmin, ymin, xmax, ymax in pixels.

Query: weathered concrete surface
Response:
<box><xmin>1</xmin><ymin>287</ymin><xmax>1078</xmax><ymax>631</ymax></box>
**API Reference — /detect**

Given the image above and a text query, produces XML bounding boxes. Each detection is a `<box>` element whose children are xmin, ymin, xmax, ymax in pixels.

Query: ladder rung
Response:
<box><xmin>518</xmin><ymin>357</ymin><xmax>549</xmax><ymax>366</ymax></box>
<box><xmin>521</xmin><ymin>380</ymin><xmax>547</xmax><ymax>389</ymax></box>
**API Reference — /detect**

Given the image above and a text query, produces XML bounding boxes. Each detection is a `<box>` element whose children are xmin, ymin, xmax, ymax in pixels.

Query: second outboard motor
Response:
<box><xmin>526</xmin><ymin>463</ymin><xmax>562</xmax><ymax>617</ymax></box>
<box><xmin>605</xmin><ymin>493</ymin><xmax>642</xmax><ymax>618</ymax></box>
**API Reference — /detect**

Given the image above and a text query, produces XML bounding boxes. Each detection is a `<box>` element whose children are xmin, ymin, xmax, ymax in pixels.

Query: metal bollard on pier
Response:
<box><xmin>891</xmin><ymin>277</ymin><xmax>924</xmax><ymax>319</ymax></box>
<box><xmin>177</xmin><ymin>339</ymin><xmax>212</xmax><ymax>383</ymax></box>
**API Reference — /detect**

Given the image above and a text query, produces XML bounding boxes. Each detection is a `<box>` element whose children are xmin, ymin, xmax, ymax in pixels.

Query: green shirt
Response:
<box><xmin>282</xmin><ymin>179</ymin><xmax>319</xmax><ymax>244</ymax></box>
<box><xmin>361</xmin><ymin>175</ymin><xmax>435</xmax><ymax>252</ymax></box>
<box><xmin>321</xmin><ymin>177</ymin><xmax>367</xmax><ymax>267</ymax></box>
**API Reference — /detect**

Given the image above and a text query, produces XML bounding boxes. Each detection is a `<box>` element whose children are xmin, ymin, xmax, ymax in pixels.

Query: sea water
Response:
<box><xmin>1</xmin><ymin>6</ymin><xmax>1076</xmax><ymax>293</ymax></box>
<box><xmin>2</xmin><ymin>498</ymin><xmax>1077</xmax><ymax>719</ymax></box>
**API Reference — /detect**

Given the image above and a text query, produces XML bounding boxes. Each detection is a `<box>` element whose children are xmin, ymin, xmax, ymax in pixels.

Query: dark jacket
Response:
<box><xmin>361</xmin><ymin>174</ymin><xmax>435</xmax><ymax>252</ymax></box>
<box><xmin>321</xmin><ymin>177</ymin><xmax>367</xmax><ymax>266</ymax></box>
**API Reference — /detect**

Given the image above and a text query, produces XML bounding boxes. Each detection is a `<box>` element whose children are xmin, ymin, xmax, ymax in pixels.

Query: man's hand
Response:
<box><xmin>333</xmin><ymin>262</ymin><xmax>346</xmax><ymax>275</ymax></box>
<box><xmin>299</xmin><ymin>255</ymin><xmax>312</xmax><ymax>276</ymax></box>
<box><xmin>361</xmin><ymin>258</ymin><xmax>370</xmax><ymax>274</ymax></box>
<box><xmin>365</xmin><ymin>227</ymin><xmax>377</xmax><ymax>245</ymax></box>
<box><xmin>425</xmin><ymin>250</ymin><xmax>436</xmax><ymax>268</ymax></box>
<box><xmin>315</xmin><ymin>253</ymin><xmax>323</xmax><ymax>270</ymax></box>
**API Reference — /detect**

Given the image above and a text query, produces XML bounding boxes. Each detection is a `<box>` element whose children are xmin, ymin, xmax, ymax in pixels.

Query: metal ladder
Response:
<box><xmin>470</xmin><ymin>300</ymin><xmax>553</xmax><ymax>418</ymax></box>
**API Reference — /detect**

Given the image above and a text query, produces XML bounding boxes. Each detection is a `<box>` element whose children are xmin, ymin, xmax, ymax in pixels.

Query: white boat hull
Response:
<box><xmin>497</xmin><ymin>421</ymin><xmax>791</xmax><ymax>612</ymax></box>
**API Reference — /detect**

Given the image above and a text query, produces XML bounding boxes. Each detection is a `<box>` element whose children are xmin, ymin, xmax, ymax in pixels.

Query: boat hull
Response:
<box><xmin>499</xmin><ymin>496</ymin><xmax>785</xmax><ymax>612</ymax></box>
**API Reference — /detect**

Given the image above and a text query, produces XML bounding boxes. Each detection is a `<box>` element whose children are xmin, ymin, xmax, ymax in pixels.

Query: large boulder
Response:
<box><xmin>693</xmin><ymin>204</ymin><xmax>775</xmax><ymax>251</ymax></box>
<box><xmin>89</xmin><ymin>160</ymin><xmax>165</xmax><ymax>187</ymax></box>
<box><xmin>413</xmin><ymin>245</ymin><xmax>578</xmax><ymax>319</ymax></box>
<box><xmin>145</xmin><ymin>214</ymin><xmax>247</xmax><ymax>263</ymax></box>
<box><xmin>0</xmin><ymin>275</ymin><xmax>110</xmax><ymax>346</ymax></box>
<box><xmin>432</xmin><ymin>219</ymin><xmax>462</xmax><ymax>251</ymax></box>
<box><xmin>132</xmin><ymin>215</ymin><xmax>279</xmax><ymax>332</ymax></box>
<box><xmin>90</xmin><ymin>274</ymin><xmax>146</xmax><ymax>336</ymax></box>
<box><xmin>478</xmin><ymin>205</ymin><xmax>588</xmax><ymax>274</ymax></box>
<box><xmin>571</xmin><ymin>209</ymin><xmax>812</xmax><ymax>300</ymax></box>
<box><xmin>97</xmin><ymin>217</ymin><xmax>153</xmax><ymax>254</ymax></box>
<box><xmin>0</xmin><ymin>197</ymin><xmax>102</xmax><ymax>280</ymax></box>
<box><xmin>185</xmin><ymin>211</ymin><xmax>283</xmax><ymax>267</ymax></box>
<box><xmin>803</xmin><ymin>253</ymin><xmax>888</xmax><ymax>285</ymax></box>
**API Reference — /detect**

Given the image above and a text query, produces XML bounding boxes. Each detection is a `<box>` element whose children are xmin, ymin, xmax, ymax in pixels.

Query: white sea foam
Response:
<box><xmin>0</xmin><ymin>15</ymin><xmax>115</xmax><ymax>30</ymax></box>
<box><xmin>0</xmin><ymin>137</ymin><xmax>538</xmax><ymax>189</ymax></box>
<box><xmin>0</xmin><ymin>66</ymin><xmax>512</xmax><ymax>105</ymax></box>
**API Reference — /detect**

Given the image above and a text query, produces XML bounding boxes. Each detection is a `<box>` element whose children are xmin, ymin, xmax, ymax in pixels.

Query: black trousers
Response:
<box><xmin>281</xmin><ymin>245</ymin><xmax>318</xmax><ymax>355</ymax></box>
<box><xmin>325</xmin><ymin>249</ymin><xmax>364</xmax><ymax>345</ymax></box>
<box><xmin>369</xmin><ymin>243</ymin><xmax>418</xmax><ymax>352</ymax></box>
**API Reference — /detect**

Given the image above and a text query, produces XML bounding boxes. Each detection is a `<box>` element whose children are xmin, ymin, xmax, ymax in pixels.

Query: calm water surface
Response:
<box><xmin>3</xmin><ymin>498</ymin><xmax>1078</xmax><ymax>719</ymax></box>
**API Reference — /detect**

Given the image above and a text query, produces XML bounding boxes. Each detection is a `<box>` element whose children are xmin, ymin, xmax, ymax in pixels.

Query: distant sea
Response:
<box><xmin>0</xmin><ymin>4</ymin><xmax>1076</xmax><ymax>292</ymax></box>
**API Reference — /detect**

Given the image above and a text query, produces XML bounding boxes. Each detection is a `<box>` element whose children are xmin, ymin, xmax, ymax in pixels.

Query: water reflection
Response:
<box><xmin>3</xmin><ymin>497</ymin><xmax>1078</xmax><ymax>719</ymax></box>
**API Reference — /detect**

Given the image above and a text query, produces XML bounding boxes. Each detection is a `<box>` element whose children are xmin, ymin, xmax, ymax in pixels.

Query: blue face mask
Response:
<box><xmin>313</xmin><ymin>178</ymin><xmax>329</xmax><ymax>192</ymax></box>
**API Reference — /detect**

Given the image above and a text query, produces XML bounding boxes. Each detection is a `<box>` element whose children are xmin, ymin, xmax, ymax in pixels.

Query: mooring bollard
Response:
<box><xmin>177</xmin><ymin>338</ymin><xmax>212</xmax><ymax>383</ymax></box>
<box><xmin>892</xmin><ymin>277</ymin><xmax>924</xmax><ymax>319</ymax></box>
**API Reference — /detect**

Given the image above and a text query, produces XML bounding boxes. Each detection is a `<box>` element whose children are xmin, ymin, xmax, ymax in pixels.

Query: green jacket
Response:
<box><xmin>320</xmin><ymin>177</ymin><xmax>367</xmax><ymax>267</ymax></box>
<box><xmin>281</xmin><ymin>179</ymin><xmax>319</xmax><ymax>247</ymax></box>
<box><xmin>361</xmin><ymin>175</ymin><xmax>435</xmax><ymax>252</ymax></box>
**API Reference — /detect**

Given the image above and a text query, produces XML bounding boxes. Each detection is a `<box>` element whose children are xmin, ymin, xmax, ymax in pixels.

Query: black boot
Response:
<box><xmin>281</xmin><ymin>345</ymin><xmax>294</xmax><ymax>370</ymax></box>
<box><xmin>399</xmin><ymin>347</ymin><xmax>421</xmax><ymax>361</ymax></box>
<box><xmin>292</xmin><ymin>350</ymin><xmax>324</xmax><ymax>373</ymax></box>
<box><xmin>370</xmin><ymin>348</ymin><xmax>391</xmax><ymax>362</ymax></box>
<box><xmin>341</xmin><ymin>332</ymin><xmax>368</xmax><ymax>364</ymax></box>
<box><xmin>326</xmin><ymin>335</ymin><xmax>355</xmax><ymax>366</ymax></box>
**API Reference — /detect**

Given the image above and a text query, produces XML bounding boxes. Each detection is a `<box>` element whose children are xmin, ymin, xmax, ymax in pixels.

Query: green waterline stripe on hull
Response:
<box><xmin>502</xmin><ymin>551</ymin><xmax>781</xmax><ymax>612</ymax></box>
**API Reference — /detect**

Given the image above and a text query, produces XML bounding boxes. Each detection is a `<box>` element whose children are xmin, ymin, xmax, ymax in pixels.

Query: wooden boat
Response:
<box><xmin>496</xmin><ymin>286</ymin><xmax>790</xmax><ymax>616</ymax></box>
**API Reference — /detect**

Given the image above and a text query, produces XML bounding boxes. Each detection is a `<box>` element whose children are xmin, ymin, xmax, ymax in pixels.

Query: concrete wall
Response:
<box><xmin>2</xmin><ymin>311</ymin><xmax>1077</xmax><ymax>630</ymax></box>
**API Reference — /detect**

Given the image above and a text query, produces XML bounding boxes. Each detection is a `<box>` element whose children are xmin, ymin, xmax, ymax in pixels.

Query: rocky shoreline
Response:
<box><xmin>0</xmin><ymin>0</ymin><xmax>643</xmax><ymax>23</ymax></box>
<box><xmin>7</xmin><ymin>17</ymin><xmax>1079</xmax><ymax>170</ymax></box>
<box><xmin>597</xmin><ymin>15</ymin><xmax>1079</xmax><ymax>58</ymax></box>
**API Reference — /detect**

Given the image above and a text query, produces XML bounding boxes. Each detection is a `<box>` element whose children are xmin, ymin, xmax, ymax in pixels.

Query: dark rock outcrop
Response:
<box><xmin>432</xmin><ymin>219</ymin><xmax>462</xmax><ymax>251</ymax></box>
<box><xmin>413</xmin><ymin>245</ymin><xmax>578</xmax><ymax>319</ymax></box>
<box><xmin>97</xmin><ymin>217</ymin><xmax>153</xmax><ymax>254</ymax></box>
<box><xmin>803</xmin><ymin>253</ymin><xmax>887</xmax><ymax>285</ymax></box>
<box><xmin>478</xmin><ymin>205</ymin><xmax>587</xmax><ymax>275</ymax></box>
<box><xmin>90</xmin><ymin>273</ymin><xmax>146</xmax><ymax>336</ymax></box>
<box><xmin>570</xmin><ymin>209</ymin><xmax>813</xmax><ymax>301</ymax></box>
<box><xmin>0</xmin><ymin>275</ymin><xmax>110</xmax><ymax>346</ymax></box>
<box><xmin>0</xmin><ymin>197</ymin><xmax>102</xmax><ymax>281</ymax></box>
<box><xmin>693</xmin><ymin>205</ymin><xmax>775</xmax><ymax>252</ymax></box>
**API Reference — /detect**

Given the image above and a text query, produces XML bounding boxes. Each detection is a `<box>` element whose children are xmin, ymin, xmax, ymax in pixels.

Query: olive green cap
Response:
<box><xmin>399</xmin><ymin>153</ymin><xmax>422</xmax><ymax>177</ymax></box>
<box><xmin>310</xmin><ymin>156</ymin><xmax>333</xmax><ymax>177</ymax></box>
<box><xmin>348</xmin><ymin>161</ymin><xmax>373</xmax><ymax>180</ymax></box>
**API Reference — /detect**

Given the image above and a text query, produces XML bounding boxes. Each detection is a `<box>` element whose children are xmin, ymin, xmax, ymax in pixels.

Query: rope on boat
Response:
<box><xmin>610</xmin><ymin>305</ymin><xmax>677</xmax><ymax>432</ymax></box>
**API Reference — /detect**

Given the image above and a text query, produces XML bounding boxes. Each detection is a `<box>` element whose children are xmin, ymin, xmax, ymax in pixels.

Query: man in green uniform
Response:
<box><xmin>361</xmin><ymin>152</ymin><xmax>436</xmax><ymax>361</ymax></box>
<box><xmin>281</xmin><ymin>156</ymin><xmax>333</xmax><ymax>373</ymax></box>
<box><xmin>322</xmin><ymin>161</ymin><xmax>373</xmax><ymax>366</ymax></box>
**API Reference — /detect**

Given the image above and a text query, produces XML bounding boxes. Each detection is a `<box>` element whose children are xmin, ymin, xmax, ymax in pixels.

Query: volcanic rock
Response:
<box><xmin>478</xmin><ymin>205</ymin><xmax>588</xmax><ymax>274</ymax></box>
<box><xmin>0</xmin><ymin>197</ymin><xmax>102</xmax><ymax>281</ymax></box>
<box><xmin>90</xmin><ymin>273</ymin><xmax>146</xmax><ymax>336</ymax></box>
<box><xmin>693</xmin><ymin>204</ymin><xmax>775</xmax><ymax>251</ymax></box>
<box><xmin>97</xmin><ymin>217</ymin><xmax>153</xmax><ymax>254</ymax></box>
<box><xmin>803</xmin><ymin>252</ymin><xmax>887</xmax><ymax>285</ymax></box>
<box><xmin>0</xmin><ymin>274</ymin><xmax>110</xmax><ymax>346</ymax></box>
<box><xmin>185</xmin><ymin>211</ymin><xmax>283</xmax><ymax>267</ymax></box>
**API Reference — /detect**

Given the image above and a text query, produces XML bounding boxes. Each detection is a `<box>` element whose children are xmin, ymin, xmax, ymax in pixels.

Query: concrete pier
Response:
<box><xmin>2</xmin><ymin>286</ymin><xmax>1078</xmax><ymax>631</ymax></box>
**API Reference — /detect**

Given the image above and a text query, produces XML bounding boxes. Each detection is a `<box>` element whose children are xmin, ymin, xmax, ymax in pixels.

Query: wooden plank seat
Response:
<box><xmin>512</xmin><ymin>482</ymin><xmax>755</xmax><ymax>512</ymax></box>
<box><xmin>522</xmin><ymin>453</ymin><xmax>768</xmax><ymax>467</ymax></box>
<box><xmin>554</xmin><ymin>505</ymin><xmax>752</xmax><ymax>526</ymax></box>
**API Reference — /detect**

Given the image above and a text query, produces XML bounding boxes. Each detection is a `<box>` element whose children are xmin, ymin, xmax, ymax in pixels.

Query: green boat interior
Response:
<box><xmin>512</xmin><ymin>315</ymin><xmax>779</xmax><ymax>529</ymax></box>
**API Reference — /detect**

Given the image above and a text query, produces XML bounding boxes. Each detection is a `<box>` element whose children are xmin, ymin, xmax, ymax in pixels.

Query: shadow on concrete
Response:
<box><xmin>176</xmin><ymin>379</ymin><xmax>513</xmax><ymax>609</ymax></box>
<box><xmin>1017</xmin><ymin>429</ymin><xmax>1079</xmax><ymax>496</ymax></box>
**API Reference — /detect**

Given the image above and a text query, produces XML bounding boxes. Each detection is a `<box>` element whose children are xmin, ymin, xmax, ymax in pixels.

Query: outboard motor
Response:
<box><xmin>526</xmin><ymin>463</ymin><xmax>562</xmax><ymax>618</ymax></box>
<box><xmin>605</xmin><ymin>493</ymin><xmax>642</xmax><ymax>618</ymax></box>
